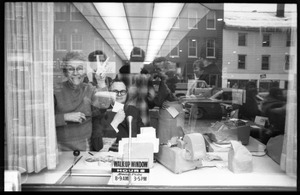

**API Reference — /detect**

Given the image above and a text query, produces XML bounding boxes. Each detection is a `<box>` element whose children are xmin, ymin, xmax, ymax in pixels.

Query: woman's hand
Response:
<box><xmin>64</xmin><ymin>112</ymin><xmax>86</xmax><ymax>123</ymax></box>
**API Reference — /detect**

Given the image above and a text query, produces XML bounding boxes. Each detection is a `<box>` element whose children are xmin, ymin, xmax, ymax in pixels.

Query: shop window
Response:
<box><xmin>4</xmin><ymin>2</ymin><xmax>297</xmax><ymax>191</ymax></box>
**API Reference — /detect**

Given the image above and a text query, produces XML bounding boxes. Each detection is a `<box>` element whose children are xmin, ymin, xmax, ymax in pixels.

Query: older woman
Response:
<box><xmin>54</xmin><ymin>51</ymin><xmax>109</xmax><ymax>151</ymax></box>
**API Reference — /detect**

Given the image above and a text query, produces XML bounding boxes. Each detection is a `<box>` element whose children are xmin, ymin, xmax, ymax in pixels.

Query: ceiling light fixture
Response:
<box><xmin>94</xmin><ymin>3</ymin><xmax>133</xmax><ymax>60</ymax></box>
<box><xmin>145</xmin><ymin>3</ymin><xmax>184</xmax><ymax>62</ymax></box>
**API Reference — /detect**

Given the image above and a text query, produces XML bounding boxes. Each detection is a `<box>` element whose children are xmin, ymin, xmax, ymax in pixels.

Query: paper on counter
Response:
<box><xmin>166</xmin><ymin>106</ymin><xmax>179</xmax><ymax>118</ymax></box>
<box><xmin>118</xmin><ymin>127</ymin><xmax>159</xmax><ymax>154</ymax></box>
<box><xmin>140</xmin><ymin>127</ymin><xmax>156</xmax><ymax>137</ymax></box>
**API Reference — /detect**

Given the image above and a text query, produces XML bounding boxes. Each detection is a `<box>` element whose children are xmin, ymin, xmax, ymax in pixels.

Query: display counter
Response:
<box><xmin>22</xmin><ymin>142</ymin><xmax>297</xmax><ymax>191</ymax></box>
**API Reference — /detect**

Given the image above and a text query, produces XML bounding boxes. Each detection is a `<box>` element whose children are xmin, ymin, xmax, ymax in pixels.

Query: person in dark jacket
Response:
<box><xmin>261</xmin><ymin>87</ymin><xmax>286</xmax><ymax>136</ymax></box>
<box><xmin>238</xmin><ymin>81</ymin><xmax>261</xmax><ymax>121</ymax></box>
<box><xmin>91</xmin><ymin>78</ymin><xmax>145</xmax><ymax>152</ymax></box>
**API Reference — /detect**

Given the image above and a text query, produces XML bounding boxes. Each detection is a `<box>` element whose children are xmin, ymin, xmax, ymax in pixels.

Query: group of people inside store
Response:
<box><xmin>54</xmin><ymin>47</ymin><xmax>181</xmax><ymax>152</ymax></box>
<box><xmin>54</xmin><ymin>48</ymin><xmax>287</xmax><ymax>162</ymax></box>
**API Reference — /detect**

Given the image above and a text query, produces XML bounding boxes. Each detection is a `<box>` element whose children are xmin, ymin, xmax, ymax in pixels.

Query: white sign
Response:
<box><xmin>111</xmin><ymin>159</ymin><xmax>149</xmax><ymax>184</ymax></box>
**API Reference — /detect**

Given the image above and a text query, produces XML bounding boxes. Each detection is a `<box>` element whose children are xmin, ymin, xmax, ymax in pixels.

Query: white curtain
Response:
<box><xmin>5</xmin><ymin>2</ymin><xmax>58</xmax><ymax>173</ymax></box>
<box><xmin>280</xmin><ymin>23</ymin><xmax>297</xmax><ymax>178</ymax></box>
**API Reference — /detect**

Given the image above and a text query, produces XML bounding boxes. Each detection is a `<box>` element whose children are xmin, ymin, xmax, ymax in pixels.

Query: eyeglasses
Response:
<box><xmin>111</xmin><ymin>90</ymin><xmax>127</xmax><ymax>96</ymax></box>
<box><xmin>66</xmin><ymin>65</ymin><xmax>84</xmax><ymax>74</ymax></box>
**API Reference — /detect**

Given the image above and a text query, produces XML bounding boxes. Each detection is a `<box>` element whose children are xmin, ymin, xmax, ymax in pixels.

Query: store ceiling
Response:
<box><xmin>73</xmin><ymin>2</ymin><xmax>223</xmax><ymax>63</ymax></box>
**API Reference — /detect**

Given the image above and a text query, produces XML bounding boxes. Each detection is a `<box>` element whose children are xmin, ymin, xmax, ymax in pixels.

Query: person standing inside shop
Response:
<box><xmin>54</xmin><ymin>51</ymin><xmax>110</xmax><ymax>151</ymax></box>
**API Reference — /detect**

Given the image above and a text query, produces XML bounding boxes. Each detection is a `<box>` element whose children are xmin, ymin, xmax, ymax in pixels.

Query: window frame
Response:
<box><xmin>206</xmin><ymin>11</ymin><xmax>216</xmax><ymax>30</ymax></box>
<box><xmin>206</xmin><ymin>39</ymin><xmax>215</xmax><ymax>58</ymax></box>
<box><xmin>262</xmin><ymin>34</ymin><xmax>271</xmax><ymax>47</ymax></box>
<box><xmin>238</xmin><ymin>54</ymin><xmax>246</xmax><ymax>69</ymax></box>
<box><xmin>188</xmin><ymin>38</ymin><xmax>197</xmax><ymax>58</ymax></box>
<box><xmin>238</xmin><ymin>33</ymin><xmax>247</xmax><ymax>46</ymax></box>
<box><xmin>261</xmin><ymin>55</ymin><xmax>270</xmax><ymax>70</ymax></box>
<box><xmin>71</xmin><ymin>33</ymin><xmax>83</xmax><ymax>51</ymax></box>
<box><xmin>55</xmin><ymin>33</ymin><xmax>68</xmax><ymax>51</ymax></box>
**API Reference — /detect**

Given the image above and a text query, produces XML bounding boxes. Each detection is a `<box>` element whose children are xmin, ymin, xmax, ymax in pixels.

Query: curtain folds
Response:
<box><xmin>5</xmin><ymin>2</ymin><xmax>58</xmax><ymax>173</ymax></box>
<box><xmin>280</xmin><ymin>21</ymin><xmax>297</xmax><ymax>178</ymax></box>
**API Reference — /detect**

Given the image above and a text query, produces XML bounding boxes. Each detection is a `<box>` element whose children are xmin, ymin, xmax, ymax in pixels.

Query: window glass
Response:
<box><xmin>71</xmin><ymin>34</ymin><xmax>83</xmax><ymax>51</ymax></box>
<box><xmin>188</xmin><ymin>39</ymin><xmax>197</xmax><ymax>57</ymax></box>
<box><xmin>238</xmin><ymin>33</ymin><xmax>246</xmax><ymax>46</ymax></box>
<box><xmin>4</xmin><ymin>2</ymin><xmax>297</xmax><ymax>191</ymax></box>
<box><xmin>55</xmin><ymin>34</ymin><xmax>67</xmax><ymax>51</ymax></box>
<box><xmin>54</xmin><ymin>3</ymin><xmax>67</xmax><ymax>21</ymax></box>
<box><xmin>238</xmin><ymin>54</ymin><xmax>246</xmax><ymax>69</ymax></box>
<box><xmin>206</xmin><ymin>11</ymin><xmax>216</xmax><ymax>29</ymax></box>
<box><xmin>261</xmin><ymin>55</ymin><xmax>270</xmax><ymax>70</ymax></box>
<box><xmin>206</xmin><ymin>39</ymin><xmax>215</xmax><ymax>58</ymax></box>
<box><xmin>262</xmin><ymin>34</ymin><xmax>271</xmax><ymax>47</ymax></box>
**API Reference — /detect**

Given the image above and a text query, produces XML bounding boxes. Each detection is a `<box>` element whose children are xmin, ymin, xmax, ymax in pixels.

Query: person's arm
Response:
<box><xmin>153</xmin><ymin>80</ymin><xmax>171</xmax><ymax>107</ymax></box>
<box><xmin>54</xmin><ymin>94</ymin><xmax>88</xmax><ymax>126</ymax></box>
<box><xmin>147</xmin><ymin>81</ymin><xmax>156</xmax><ymax>109</ymax></box>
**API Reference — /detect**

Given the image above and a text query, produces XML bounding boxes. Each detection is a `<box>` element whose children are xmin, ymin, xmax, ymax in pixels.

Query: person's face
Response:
<box><xmin>65</xmin><ymin>60</ymin><xmax>86</xmax><ymax>86</ymax></box>
<box><xmin>110</xmin><ymin>81</ymin><xmax>127</xmax><ymax>104</ymax></box>
<box><xmin>193</xmin><ymin>65</ymin><xmax>203</xmax><ymax>77</ymax></box>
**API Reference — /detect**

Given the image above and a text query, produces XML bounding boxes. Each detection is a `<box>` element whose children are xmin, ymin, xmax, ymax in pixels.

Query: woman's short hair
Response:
<box><xmin>62</xmin><ymin>51</ymin><xmax>86</xmax><ymax>63</ymax></box>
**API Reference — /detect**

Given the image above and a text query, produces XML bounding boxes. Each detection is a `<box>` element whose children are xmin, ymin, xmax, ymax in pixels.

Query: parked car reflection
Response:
<box><xmin>179</xmin><ymin>88</ymin><xmax>264</xmax><ymax>120</ymax></box>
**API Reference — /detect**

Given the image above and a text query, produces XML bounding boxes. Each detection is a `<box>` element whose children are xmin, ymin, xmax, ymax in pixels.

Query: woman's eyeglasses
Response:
<box><xmin>66</xmin><ymin>65</ymin><xmax>84</xmax><ymax>74</ymax></box>
<box><xmin>111</xmin><ymin>90</ymin><xmax>127</xmax><ymax>96</ymax></box>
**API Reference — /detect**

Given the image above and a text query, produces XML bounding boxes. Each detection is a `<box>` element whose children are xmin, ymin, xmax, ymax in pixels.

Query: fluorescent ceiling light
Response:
<box><xmin>94</xmin><ymin>3</ymin><xmax>184</xmax><ymax>62</ymax></box>
<box><xmin>94</xmin><ymin>3</ymin><xmax>133</xmax><ymax>59</ymax></box>
<box><xmin>145</xmin><ymin>3</ymin><xmax>184</xmax><ymax>62</ymax></box>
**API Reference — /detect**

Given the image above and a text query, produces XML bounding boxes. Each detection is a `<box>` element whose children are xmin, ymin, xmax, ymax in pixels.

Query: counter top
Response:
<box><xmin>22</xmin><ymin>148</ymin><xmax>296</xmax><ymax>190</ymax></box>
